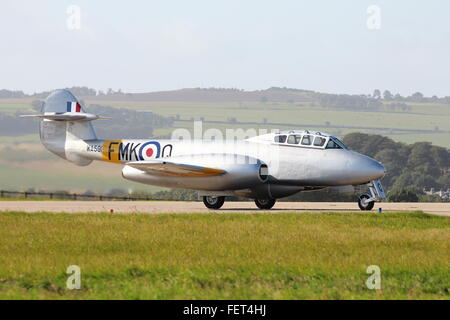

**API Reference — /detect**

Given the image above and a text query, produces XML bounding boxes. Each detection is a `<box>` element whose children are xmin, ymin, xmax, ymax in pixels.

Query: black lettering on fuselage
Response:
<box><xmin>129</xmin><ymin>143</ymin><xmax>141</xmax><ymax>161</ymax></box>
<box><xmin>108</xmin><ymin>142</ymin><xmax>119</xmax><ymax>160</ymax></box>
<box><xmin>116</xmin><ymin>142</ymin><xmax>141</xmax><ymax>161</ymax></box>
<box><xmin>162</xmin><ymin>144</ymin><xmax>173</xmax><ymax>157</ymax></box>
<box><xmin>118</xmin><ymin>143</ymin><xmax>130</xmax><ymax>161</ymax></box>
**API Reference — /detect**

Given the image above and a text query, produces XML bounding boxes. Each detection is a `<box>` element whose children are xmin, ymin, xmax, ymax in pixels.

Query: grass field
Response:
<box><xmin>0</xmin><ymin>143</ymin><xmax>164</xmax><ymax>193</ymax></box>
<box><xmin>0</xmin><ymin>211</ymin><xmax>448</xmax><ymax>299</ymax></box>
<box><xmin>2</xmin><ymin>98</ymin><xmax>450</xmax><ymax>147</ymax></box>
<box><xmin>84</xmin><ymin>100</ymin><xmax>450</xmax><ymax>137</ymax></box>
<box><xmin>0</xmin><ymin>161</ymin><xmax>163</xmax><ymax>193</ymax></box>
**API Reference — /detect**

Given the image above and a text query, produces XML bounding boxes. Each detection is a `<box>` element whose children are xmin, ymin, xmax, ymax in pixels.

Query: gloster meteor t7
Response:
<box><xmin>22</xmin><ymin>90</ymin><xmax>386</xmax><ymax>210</ymax></box>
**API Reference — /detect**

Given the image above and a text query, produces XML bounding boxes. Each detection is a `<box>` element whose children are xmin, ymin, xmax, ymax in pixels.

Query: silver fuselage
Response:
<box><xmin>76</xmin><ymin>138</ymin><xmax>385</xmax><ymax>192</ymax></box>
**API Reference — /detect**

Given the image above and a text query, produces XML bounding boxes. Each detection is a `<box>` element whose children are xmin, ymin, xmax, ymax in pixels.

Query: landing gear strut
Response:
<box><xmin>254</xmin><ymin>198</ymin><xmax>276</xmax><ymax>209</ymax></box>
<box><xmin>202</xmin><ymin>196</ymin><xmax>225</xmax><ymax>209</ymax></box>
<box><xmin>358</xmin><ymin>180</ymin><xmax>385</xmax><ymax>211</ymax></box>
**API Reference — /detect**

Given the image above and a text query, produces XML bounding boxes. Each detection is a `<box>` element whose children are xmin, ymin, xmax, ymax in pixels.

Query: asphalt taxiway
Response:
<box><xmin>0</xmin><ymin>201</ymin><xmax>448</xmax><ymax>216</ymax></box>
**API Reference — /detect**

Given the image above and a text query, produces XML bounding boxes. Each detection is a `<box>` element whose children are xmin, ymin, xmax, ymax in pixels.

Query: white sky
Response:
<box><xmin>1</xmin><ymin>0</ymin><xmax>449</xmax><ymax>96</ymax></box>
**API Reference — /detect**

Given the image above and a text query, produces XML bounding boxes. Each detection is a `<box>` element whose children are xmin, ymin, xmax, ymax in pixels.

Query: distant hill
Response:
<box><xmin>87</xmin><ymin>87</ymin><xmax>317</xmax><ymax>103</ymax></box>
<box><xmin>2</xmin><ymin>86</ymin><xmax>449</xmax><ymax>105</ymax></box>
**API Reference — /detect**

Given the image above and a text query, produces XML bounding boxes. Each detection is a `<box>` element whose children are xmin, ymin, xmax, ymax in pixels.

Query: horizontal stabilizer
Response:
<box><xmin>127</xmin><ymin>160</ymin><xmax>226</xmax><ymax>177</ymax></box>
<box><xmin>20</xmin><ymin>113</ymin><xmax>110</xmax><ymax>121</ymax></box>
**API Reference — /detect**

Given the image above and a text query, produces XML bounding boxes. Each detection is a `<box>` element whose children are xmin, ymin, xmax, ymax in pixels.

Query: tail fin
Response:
<box><xmin>21</xmin><ymin>89</ymin><xmax>105</xmax><ymax>166</ymax></box>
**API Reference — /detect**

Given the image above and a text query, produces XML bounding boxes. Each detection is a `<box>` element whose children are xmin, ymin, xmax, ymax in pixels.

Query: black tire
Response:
<box><xmin>358</xmin><ymin>194</ymin><xmax>375</xmax><ymax>211</ymax></box>
<box><xmin>254</xmin><ymin>198</ymin><xmax>276</xmax><ymax>210</ymax></box>
<box><xmin>203</xmin><ymin>196</ymin><xmax>225</xmax><ymax>209</ymax></box>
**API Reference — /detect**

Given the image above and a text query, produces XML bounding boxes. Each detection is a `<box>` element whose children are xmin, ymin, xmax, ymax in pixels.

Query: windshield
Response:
<box><xmin>273</xmin><ymin>133</ymin><xmax>345</xmax><ymax>150</ymax></box>
<box><xmin>330</xmin><ymin>136</ymin><xmax>348</xmax><ymax>149</ymax></box>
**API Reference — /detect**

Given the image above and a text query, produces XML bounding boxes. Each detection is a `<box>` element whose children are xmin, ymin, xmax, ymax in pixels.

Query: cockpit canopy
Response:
<box><xmin>272</xmin><ymin>131</ymin><xmax>348</xmax><ymax>150</ymax></box>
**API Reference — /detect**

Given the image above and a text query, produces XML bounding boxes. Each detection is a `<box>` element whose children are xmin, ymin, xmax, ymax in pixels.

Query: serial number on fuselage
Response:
<box><xmin>87</xmin><ymin>145</ymin><xmax>103</xmax><ymax>153</ymax></box>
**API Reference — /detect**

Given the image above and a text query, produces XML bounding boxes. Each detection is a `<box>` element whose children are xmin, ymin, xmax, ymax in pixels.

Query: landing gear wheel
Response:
<box><xmin>254</xmin><ymin>198</ymin><xmax>276</xmax><ymax>210</ymax></box>
<box><xmin>358</xmin><ymin>194</ymin><xmax>374</xmax><ymax>211</ymax></box>
<box><xmin>203</xmin><ymin>196</ymin><xmax>225</xmax><ymax>209</ymax></box>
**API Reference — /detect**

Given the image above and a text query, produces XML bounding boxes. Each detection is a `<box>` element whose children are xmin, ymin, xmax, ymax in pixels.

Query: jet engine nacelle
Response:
<box><xmin>122</xmin><ymin>154</ymin><xmax>268</xmax><ymax>191</ymax></box>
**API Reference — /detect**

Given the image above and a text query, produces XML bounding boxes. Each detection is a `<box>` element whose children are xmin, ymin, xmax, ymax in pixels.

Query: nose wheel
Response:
<box><xmin>357</xmin><ymin>180</ymin><xmax>385</xmax><ymax>211</ymax></box>
<box><xmin>203</xmin><ymin>196</ymin><xmax>225</xmax><ymax>209</ymax></box>
<box><xmin>358</xmin><ymin>194</ymin><xmax>375</xmax><ymax>211</ymax></box>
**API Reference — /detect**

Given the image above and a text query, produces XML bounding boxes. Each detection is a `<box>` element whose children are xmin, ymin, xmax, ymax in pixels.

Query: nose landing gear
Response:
<box><xmin>358</xmin><ymin>180</ymin><xmax>385</xmax><ymax>211</ymax></box>
<box><xmin>358</xmin><ymin>194</ymin><xmax>375</xmax><ymax>211</ymax></box>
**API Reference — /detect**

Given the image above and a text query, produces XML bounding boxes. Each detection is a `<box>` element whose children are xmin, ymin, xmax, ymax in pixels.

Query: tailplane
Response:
<box><xmin>21</xmin><ymin>89</ymin><xmax>107</xmax><ymax>166</ymax></box>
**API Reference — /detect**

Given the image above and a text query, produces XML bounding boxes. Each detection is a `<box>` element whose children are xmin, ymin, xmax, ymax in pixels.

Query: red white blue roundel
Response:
<box><xmin>139</xmin><ymin>141</ymin><xmax>160</xmax><ymax>160</ymax></box>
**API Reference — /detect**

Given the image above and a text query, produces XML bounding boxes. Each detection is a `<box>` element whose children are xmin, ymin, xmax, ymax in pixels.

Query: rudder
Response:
<box><xmin>39</xmin><ymin>89</ymin><xmax>96</xmax><ymax>166</ymax></box>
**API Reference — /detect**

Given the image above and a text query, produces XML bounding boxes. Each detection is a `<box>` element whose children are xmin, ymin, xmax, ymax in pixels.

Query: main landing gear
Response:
<box><xmin>358</xmin><ymin>180</ymin><xmax>385</xmax><ymax>211</ymax></box>
<box><xmin>202</xmin><ymin>196</ymin><xmax>225</xmax><ymax>209</ymax></box>
<box><xmin>202</xmin><ymin>196</ymin><xmax>277</xmax><ymax>210</ymax></box>
<box><xmin>254</xmin><ymin>198</ymin><xmax>276</xmax><ymax>209</ymax></box>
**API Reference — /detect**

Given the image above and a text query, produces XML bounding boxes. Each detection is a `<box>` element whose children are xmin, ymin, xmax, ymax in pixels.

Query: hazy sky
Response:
<box><xmin>1</xmin><ymin>0</ymin><xmax>449</xmax><ymax>96</ymax></box>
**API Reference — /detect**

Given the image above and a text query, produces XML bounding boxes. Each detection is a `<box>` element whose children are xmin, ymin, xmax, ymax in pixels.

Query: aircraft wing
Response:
<box><xmin>126</xmin><ymin>160</ymin><xmax>226</xmax><ymax>177</ymax></box>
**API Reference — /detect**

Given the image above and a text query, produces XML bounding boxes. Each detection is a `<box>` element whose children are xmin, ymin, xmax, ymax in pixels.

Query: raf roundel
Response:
<box><xmin>139</xmin><ymin>141</ymin><xmax>161</xmax><ymax>160</ymax></box>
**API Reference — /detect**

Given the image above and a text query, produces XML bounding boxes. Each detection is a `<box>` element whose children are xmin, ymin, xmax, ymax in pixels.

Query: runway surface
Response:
<box><xmin>0</xmin><ymin>201</ymin><xmax>449</xmax><ymax>216</ymax></box>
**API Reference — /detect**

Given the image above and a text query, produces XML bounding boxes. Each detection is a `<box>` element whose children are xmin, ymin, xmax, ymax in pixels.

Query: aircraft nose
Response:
<box><xmin>364</xmin><ymin>157</ymin><xmax>386</xmax><ymax>180</ymax></box>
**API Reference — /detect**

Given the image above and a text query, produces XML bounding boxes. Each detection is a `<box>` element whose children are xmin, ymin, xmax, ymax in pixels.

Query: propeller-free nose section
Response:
<box><xmin>344</xmin><ymin>152</ymin><xmax>386</xmax><ymax>184</ymax></box>
<box><xmin>363</xmin><ymin>157</ymin><xmax>386</xmax><ymax>181</ymax></box>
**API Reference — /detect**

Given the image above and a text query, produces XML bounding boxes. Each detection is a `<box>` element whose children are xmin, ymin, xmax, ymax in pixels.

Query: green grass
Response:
<box><xmin>0</xmin><ymin>143</ymin><xmax>165</xmax><ymax>193</ymax></box>
<box><xmin>0</xmin><ymin>99</ymin><xmax>34</xmax><ymax>114</ymax></box>
<box><xmin>0</xmin><ymin>162</ymin><xmax>164</xmax><ymax>193</ymax></box>
<box><xmin>101</xmin><ymin>101</ymin><xmax>450</xmax><ymax>131</ymax></box>
<box><xmin>0</xmin><ymin>211</ymin><xmax>448</xmax><ymax>299</ymax></box>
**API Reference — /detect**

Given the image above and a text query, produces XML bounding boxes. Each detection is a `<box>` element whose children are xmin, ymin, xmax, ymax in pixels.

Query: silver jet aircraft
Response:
<box><xmin>22</xmin><ymin>90</ymin><xmax>386</xmax><ymax>210</ymax></box>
